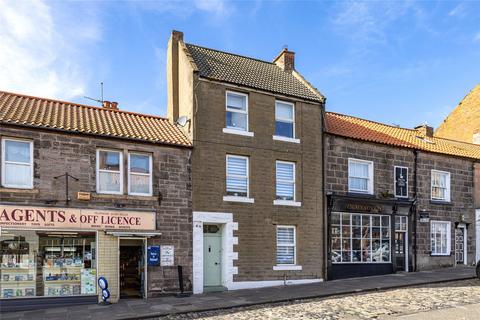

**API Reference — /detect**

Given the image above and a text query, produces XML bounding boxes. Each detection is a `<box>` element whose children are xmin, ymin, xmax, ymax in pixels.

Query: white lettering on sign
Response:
<box><xmin>0</xmin><ymin>205</ymin><xmax>156</xmax><ymax>231</ymax></box>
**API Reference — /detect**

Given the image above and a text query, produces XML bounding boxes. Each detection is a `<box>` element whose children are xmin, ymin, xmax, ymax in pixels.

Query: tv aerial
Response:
<box><xmin>84</xmin><ymin>82</ymin><xmax>104</xmax><ymax>105</ymax></box>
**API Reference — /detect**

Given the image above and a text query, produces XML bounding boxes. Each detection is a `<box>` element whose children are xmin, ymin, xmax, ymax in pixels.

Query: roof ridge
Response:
<box><xmin>326</xmin><ymin>111</ymin><xmax>480</xmax><ymax>149</ymax></box>
<box><xmin>185</xmin><ymin>42</ymin><xmax>278</xmax><ymax>67</ymax></box>
<box><xmin>0</xmin><ymin>90</ymin><xmax>169</xmax><ymax>121</ymax></box>
<box><xmin>326</xmin><ymin>111</ymin><xmax>418</xmax><ymax>132</ymax></box>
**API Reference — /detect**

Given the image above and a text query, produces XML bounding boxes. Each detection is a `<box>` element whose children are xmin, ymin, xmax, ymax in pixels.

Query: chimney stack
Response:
<box><xmin>167</xmin><ymin>30</ymin><xmax>184</xmax><ymax>122</ymax></box>
<box><xmin>102</xmin><ymin>101</ymin><xmax>119</xmax><ymax>110</ymax></box>
<box><xmin>273</xmin><ymin>48</ymin><xmax>295</xmax><ymax>72</ymax></box>
<box><xmin>415</xmin><ymin>124</ymin><xmax>434</xmax><ymax>138</ymax></box>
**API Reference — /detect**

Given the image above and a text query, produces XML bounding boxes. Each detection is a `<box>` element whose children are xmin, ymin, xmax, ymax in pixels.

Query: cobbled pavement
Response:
<box><xmin>162</xmin><ymin>279</ymin><xmax>480</xmax><ymax>319</ymax></box>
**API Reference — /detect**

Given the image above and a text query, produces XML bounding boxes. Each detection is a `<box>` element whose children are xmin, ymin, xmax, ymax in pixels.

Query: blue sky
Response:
<box><xmin>1</xmin><ymin>0</ymin><xmax>479</xmax><ymax>129</ymax></box>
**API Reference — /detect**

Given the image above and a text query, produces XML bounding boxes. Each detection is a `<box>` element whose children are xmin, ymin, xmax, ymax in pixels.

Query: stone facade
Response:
<box><xmin>191</xmin><ymin>81</ymin><xmax>324</xmax><ymax>282</ymax></box>
<box><xmin>435</xmin><ymin>84</ymin><xmax>480</xmax><ymax>144</ymax></box>
<box><xmin>325</xmin><ymin>134</ymin><xmax>477</xmax><ymax>271</ymax></box>
<box><xmin>0</xmin><ymin>124</ymin><xmax>193</xmax><ymax>299</ymax></box>
<box><xmin>167</xmin><ymin>33</ymin><xmax>325</xmax><ymax>291</ymax></box>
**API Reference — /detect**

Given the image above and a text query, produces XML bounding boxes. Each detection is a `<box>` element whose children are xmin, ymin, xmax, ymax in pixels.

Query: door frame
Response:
<box><xmin>455</xmin><ymin>224</ymin><xmax>467</xmax><ymax>265</ymax></box>
<box><xmin>192</xmin><ymin>211</ymin><xmax>238</xmax><ymax>294</ymax></box>
<box><xmin>118</xmin><ymin>237</ymin><xmax>148</xmax><ymax>299</ymax></box>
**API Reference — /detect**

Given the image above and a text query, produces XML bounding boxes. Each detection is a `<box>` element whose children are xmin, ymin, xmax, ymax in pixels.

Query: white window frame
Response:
<box><xmin>1</xmin><ymin>138</ymin><xmax>34</xmax><ymax>189</ymax></box>
<box><xmin>394</xmin><ymin>166</ymin><xmax>409</xmax><ymax>198</ymax></box>
<box><xmin>348</xmin><ymin>158</ymin><xmax>374</xmax><ymax>195</ymax></box>
<box><xmin>275</xmin><ymin>225</ymin><xmax>297</xmax><ymax>267</ymax></box>
<box><xmin>96</xmin><ymin>149</ymin><xmax>123</xmax><ymax>195</ymax></box>
<box><xmin>273</xmin><ymin>160</ymin><xmax>302</xmax><ymax>206</ymax></box>
<box><xmin>430</xmin><ymin>220</ymin><xmax>451</xmax><ymax>256</ymax></box>
<box><xmin>224</xmin><ymin>91</ymin><xmax>251</xmax><ymax>135</ymax></box>
<box><xmin>431</xmin><ymin>170</ymin><xmax>451</xmax><ymax>202</ymax></box>
<box><xmin>224</xmin><ymin>154</ymin><xmax>253</xmax><ymax>203</ymax></box>
<box><xmin>128</xmin><ymin>152</ymin><xmax>153</xmax><ymax>196</ymax></box>
<box><xmin>273</xmin><ymin>100</ymin><xmax>300</xmax><ymax>143</ymax></box>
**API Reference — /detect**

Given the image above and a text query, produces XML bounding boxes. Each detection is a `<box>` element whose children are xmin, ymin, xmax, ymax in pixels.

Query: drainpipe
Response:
<box><xmin>413</xmin><ymin>150</ymin><xmax>418</xmax><ymax>272</ymax></box>
<box><xmin>321</xmin><ymin>101</ymin><xmax>328</xmax><ymax>281</ymax></box>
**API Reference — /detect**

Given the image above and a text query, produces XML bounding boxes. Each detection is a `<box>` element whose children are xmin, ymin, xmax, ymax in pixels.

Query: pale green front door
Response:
<box><xmin>203</xmin><ymin>232</ymin><xmax>222</xmax><ymax>287</ymax></box>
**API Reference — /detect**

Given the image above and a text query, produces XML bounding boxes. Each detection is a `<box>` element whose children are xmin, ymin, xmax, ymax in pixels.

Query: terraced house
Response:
<box><xmin>166</xmin><ymin>31</ymin><xmax>326</xmax><ymax>293</ymax></box>
<box><xmin>324</xmin><ymin>112</ymin><xmax>480</xmax><ymax>280</ymax></box>
<box><xmin>0</xmin><ymin>91</ymin><xmax>192</xmax><ymax>311</ymax></box>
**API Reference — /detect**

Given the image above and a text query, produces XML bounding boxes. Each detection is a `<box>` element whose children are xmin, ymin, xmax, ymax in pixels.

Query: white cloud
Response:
<box><xmin>475</xmin><ymin>32</ymin><xmax>480</xmax><ymax>42</ymax></box>
<box><xmin>448</xmin><ymin>3</ymin><xmax>466</xmax><ymax>17</ymax></box>
<box><xmin>132</xmin><ymin>0</ymin><xmax>231</xmax><ymax>19</ymax></box>
<box><xmin>0</xmin><ymin>0</ymin><xmax>101</xmax><ymax>100</ymax></box>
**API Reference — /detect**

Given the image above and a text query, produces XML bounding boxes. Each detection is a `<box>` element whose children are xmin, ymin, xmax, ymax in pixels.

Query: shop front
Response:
<box><xmin>0</xmin><ymin>205</ymin><xmax>157</xmax><ymax>311</ymax></box>
<box><xmin>326</xmin><ymin>195</ymin><xmax>413</xmax><ymax>280</ymax></box>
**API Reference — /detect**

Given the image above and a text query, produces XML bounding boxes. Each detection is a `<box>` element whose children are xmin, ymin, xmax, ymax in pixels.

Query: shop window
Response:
<box><xmin>97</xmin><ymin>149</ymin><xmax>123</xmax><ymax>194</ymax></box>
<box><xmin>276</xmin><ymin>161</ymin><xmax>295</xmax><ymax>201</ymax></box>
<box><xmin>1</xmin><ymin>138</ymin><xmax>33</xmax><ymax>189</ymax></box>
<box><xmin>128</xmin><ymin>153</ymin><xmax>152</xmax><ymax>196</ymax></box>
<box><xmin>0</xmin><ymin>230</ymin><xmax>96</xmax><ymax>298</ymax></box>
<box><xmin>274</xmin><ymin>101</ymin><xmax>295</xmax><ymax>139</ymax></box>
<box><xmin>394</xmin><ymin>166</ymin><xmax>408</xmax><ymax>198</ymax></box>
<box><xmin>348</xmin><ymin>159</ymin><xmax>374</xmax><ymax>194</ymax></box>
<box><xmin>226</xmin><ymin>155</ymin><xmax>249</xmax><ymax>198</ymax></box>
<box><xmin>225</xmin><ymin>91</ymin><xmax>248</xmax><ymax>132</ymax></box>
<box><xmin>276</xmin><ymin>226</ymin><xmax>296</xmax><ymax>265</ymax></box>
<box><xmin>431</xmin><ymin>170</ymin><xmax>450</xmax><ymax>202</ymax></box>
<box><xmin>431</xmin><ymin>221</ymin><xmax>451</xmax><ymax>255</ymax></box>
<box><xmin>331</xmin><ymin>212</ymin><xmax>391</xmax><ymax>263</ymax></box>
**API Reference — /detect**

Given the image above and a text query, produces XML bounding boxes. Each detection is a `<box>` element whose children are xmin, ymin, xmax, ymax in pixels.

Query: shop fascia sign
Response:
<box><xmin>0</xmin><ymin>205</ymin><xmax>155</xmax><ymax>231</ymax></box>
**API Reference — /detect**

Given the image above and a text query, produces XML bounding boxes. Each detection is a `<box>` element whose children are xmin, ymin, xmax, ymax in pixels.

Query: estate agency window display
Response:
<box><xmin>331</xmin><ymin>212</ymin><xmax>391</xmax><ymax>263</ymax></box>
<box><xmin>0</xmin><ymin>230</ymin><xmax>96</xmax><ymax>298</ymax></box>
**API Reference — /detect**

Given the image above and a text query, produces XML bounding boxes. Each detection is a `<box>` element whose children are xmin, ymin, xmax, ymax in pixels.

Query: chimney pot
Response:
<box><xmin>110</xmin><ymin>102</ymin><xmax>118</xmax><ymax>110</ymax></box>
<box><xmin>102</xmin><ymin>101</ymin><xmax>111</xmax><ymax>109</ymax></box>
<box><xmin>415</xmin><ymin>124</ymin><xmax>434</xmax><ymax>138</ymax></box>
<box><xmin>273</xmin><ymin>48</ymin><xmax>295</xmax><ymax>72</ymax></box>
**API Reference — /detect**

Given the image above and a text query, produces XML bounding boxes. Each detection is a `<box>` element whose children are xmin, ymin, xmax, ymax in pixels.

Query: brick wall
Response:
<box><xmin>325</xmin><ymin>134</ymin><xmax>476</xmax><ymax>270</ymax></box>
<box><xmin>190</xmin><ymin>80</ymin><xmax>324</xmax><ymax>281</ymax></box>
<box><xmin>0</xmin><ymin>125</ymin><xmax>193</xmax><ymax>296</ymax></box>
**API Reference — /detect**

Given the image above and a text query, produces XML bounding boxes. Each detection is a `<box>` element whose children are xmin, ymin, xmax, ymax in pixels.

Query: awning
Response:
<box><xmin>105</xmin><ymin>230</ymin><xmax>162</xmax><ymax>238</ymax></box>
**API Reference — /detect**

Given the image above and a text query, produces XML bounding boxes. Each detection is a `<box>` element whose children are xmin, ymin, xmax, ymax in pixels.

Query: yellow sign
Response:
<box><xmin>0</xmin><ymin>205</ymin><xmax>156</xmax><ymax>231</ymax></box>
<box><xmin>77</xmin><ymin>192</ymin><xmax>91</xmax><ymax>201</ymax></box>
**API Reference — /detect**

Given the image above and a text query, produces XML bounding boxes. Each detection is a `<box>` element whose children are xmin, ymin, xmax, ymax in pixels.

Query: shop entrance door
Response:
<box><xmin>394</xmin><ymin>232</ymin><xmax>406</xmax><ymax>271</ymax></box>
<box><xmin>394</xmin><ymin>216</ymin><xmax>408</xmax><ymax>272</ymax></box>
<box><xmin>119</xmin><ymin>239</ymin><xmax>145</xmax><ymax>299</ymax></box>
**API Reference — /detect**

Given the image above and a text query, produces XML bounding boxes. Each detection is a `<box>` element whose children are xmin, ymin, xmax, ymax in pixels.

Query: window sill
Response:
<box><xmin>0</xmin><ymin>187</ymin><xmax>38</xmax><ymax>194</ymax></box>
<box><xmin>273</xmin><ymin>135</ymin><xmax>300</xmax><ymax>144</ymax></box>
<box><xmin>346</xmin><ymin>192</ymin><xmax>375</xmax><ymax>198</ymax></box>
<box><xmin>223</xmin><ymin>196</ymin><xmax>254</xmax><ymax>203</ymax></box>
<box><xmin>93</xmin><ymin>193</ymin><xmax>157</xmax><ymax>201</ymax></box>
<box><xmin>223</xmin><ymin>128</ymin><xmax>254</xmax><ymax>137</ymax></box>
<box><xmin>430</xmin><ymin>253</ymin><xmax>451</xmax><ymax>257</ymax></box>
<box><xmin>273</xmin><ymin>265</ymin><xmax>302</xmax><ymax>271</ymax></box>
<box><xmin>430</xmin><ymin>200</ymin><xmax>452</xmax><ymax>205</ymax></box>
<box><xmin>273</xmin><ymin>200</ymin><xmax>302</xmax><ymax>207</ymax></box>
